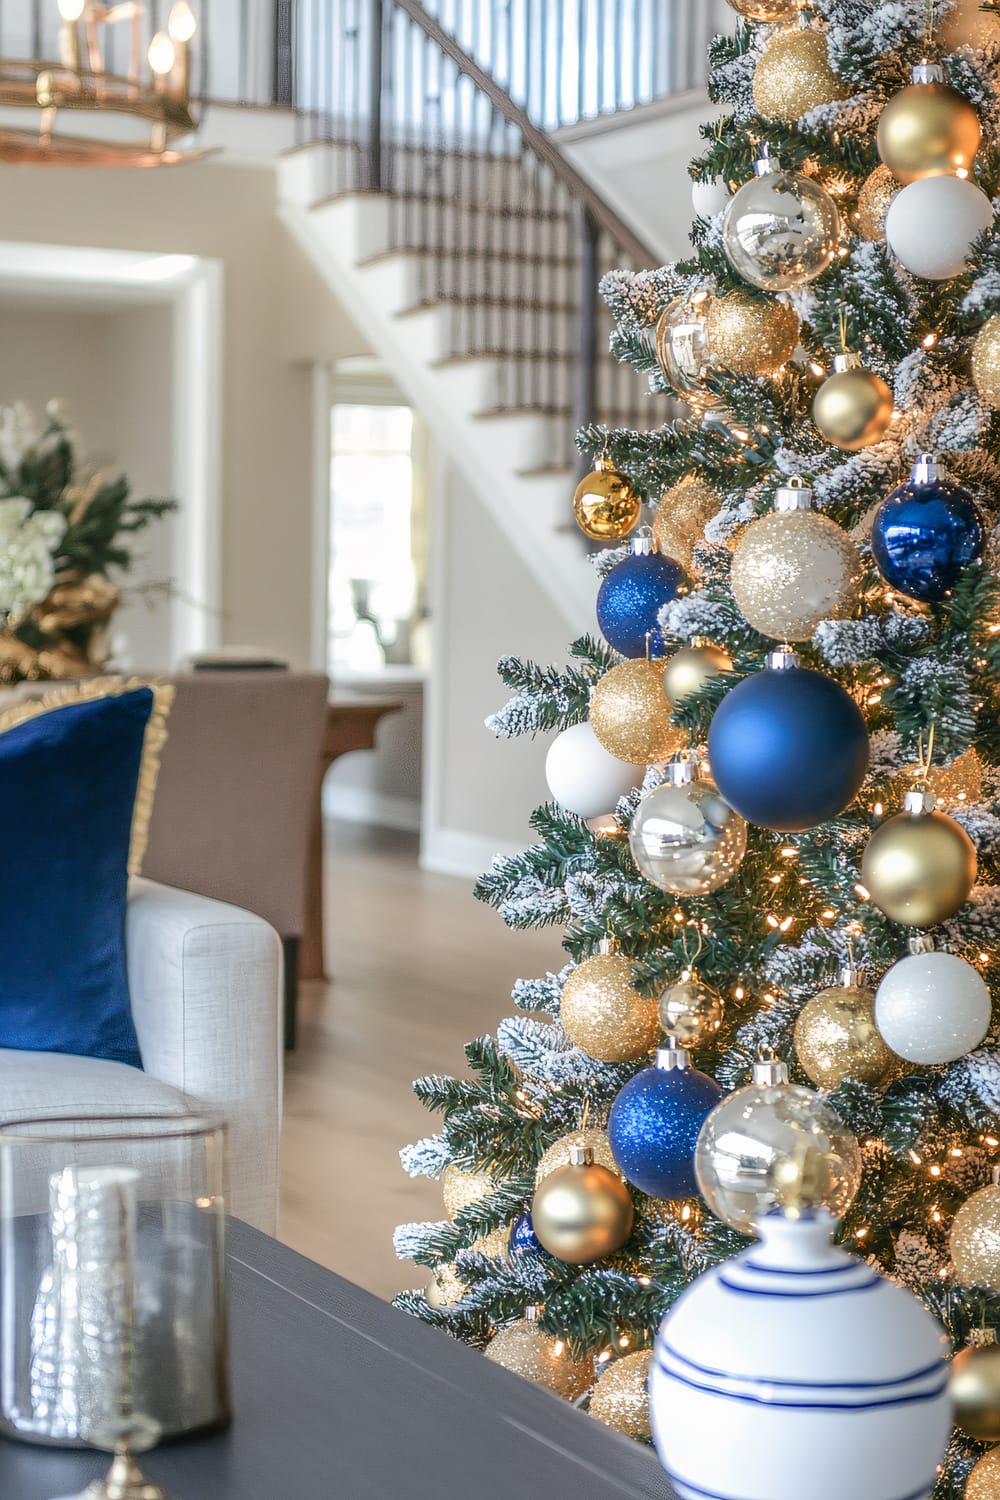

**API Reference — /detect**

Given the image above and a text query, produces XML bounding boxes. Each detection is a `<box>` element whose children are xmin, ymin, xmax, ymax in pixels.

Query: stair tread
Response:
<box><xmin>431</xmin><ymin>349</ymin><xmax>581</xmax><ymax>367</ymax></box>
<box><xmin>356</xmin><ymin>244</ymin><xmax>579</xmax><ymax>270</ymax></box>
<box><xmin>474</xmin><ymin>405</ymin><xmax>655</xmax><ymax>423</ymax></box>
<box><xmin>313</xmin><ymin>187</ymin><xmax>569</xmax><ymax>221</ymax></box>
<box><xmin>395</xmin><ymin>295</ymin><xmax>579</xmax><ymax>318</ymax></box>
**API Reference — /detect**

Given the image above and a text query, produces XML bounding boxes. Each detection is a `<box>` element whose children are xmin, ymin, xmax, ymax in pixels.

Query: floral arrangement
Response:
<box><xmin>0</xmin><ymin>403</ymin><xmax>175</xmax><ymax>683</ymax></box>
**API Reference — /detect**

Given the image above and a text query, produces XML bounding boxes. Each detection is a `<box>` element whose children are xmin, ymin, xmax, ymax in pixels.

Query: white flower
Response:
<box><xmin>0</xmin><ymin>402</ymin><xmax>42</xmax><ymax>477</ymax></box>
<box><xmin>0</xmin><ymin>497</ymin><xmax>67</xmax><ymax>616</ymax></box>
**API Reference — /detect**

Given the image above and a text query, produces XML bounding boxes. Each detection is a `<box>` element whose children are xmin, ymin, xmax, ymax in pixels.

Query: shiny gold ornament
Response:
<box><xmin>589</xmin><ymin>1351</ymin><xmax>653</xmax><ymax>1440</ymax></box>
<box><xmin>572</xmin><ymin>455</ymin><xmax>643</xmax><ymax>541</ymax></box>
<box><xmin>654</xmin><ymin>474</ymin><xmax>722</xmax><ymax>573</ymax></box>
<box><xmin>589</xmin><ymin>658</ymin><xmax>685</xmax><ymax>765</ymax></box>
<box><xmin>937</xmin><ymin>0</ymin><xmax>999</xmax><ymax>49</ymax></box>
<box><xmin>861</xmin><ymin>791</ymin><xmax>977</xmax><ymax>927</ymax></box>
<box><xmin>752</xmin><ymin>29</ymin><xmax>848</xmax><ymax>123</ymax></box>
<box><xmin>812</xmin><ymin>354</ymin><xmax>895</xmax><ymax>452</ymax></box>
<box><xmin>725</xmin><ymin>0</ymin><xmax>798</xmax><ymax>17</ymax></box>
<box><xmin>951</xmin><ymin>1333</ymin><xmax>1000</xmax><ymax>1442</ymax></box>
<box><xmin>950</xmin><ymin>1173</ymin><xmax>1000</xmax><ymax>1290</ymax></box>
<box><xmin>426</xmin><ymin>1264</ymin><xmax>466</xmax><ymax>1308</ymax></box>
<box><xmin>793</xmin><ymin>971</ymin><xmax>893</xmax><ymax>1090</ymax></box>
<box><xmin>561</xmin><ymin>941</ymin><xmax>660</xmax><ymax>1063</ymax></box>
<box><xmin>856</xmin><ymin>165</ymin><xmax>900</xmax><ymax>243</ymax></box>
<box><xmin>536</xmin><ymin>1129</ymin><xmax>619</xmax><ymax>1186</ymax></box>
<box><xmin>877</xmin><ymin>65</ymin><xmax>982</xmax><ymax>185</ymax></box>
<box><xmin>972</xmin><ymin>314</ymin><xmax>1000</xmax><ymax>409</ymax></box>
<box><xmin>531</xmin><ymin>1144</ymin><xmax>634</xmax><ymax>1264</ymax></box>
<box><xmin>730</xmin><ymin>479</ymin><xmax>860</xmax><ymax>641</ymax></box>
<box><xmin>442</xmin><ymin>1163</ymin><xmax>494</xmax><ymax>1219</ymax></box>
<box><xmin>658</xmin><ymin>970</ymin><xmax>725</xmax><ymax>1049</ymax></box>
<box><xmin>484</xmin><ymin>1310</ymin><xmax>593</xmax><ymax>1399</ymax></box>
<box><xmin>967</xmin><ymin>1446</ymin><xmax>1000</xmax><ymax>1500</ymax></box>
<box><xmin>662</xmin><ymin>640</ymin><xmax>733</xmax><ymax>707</ymax></box>
<box><xmin>704</xmin><ymin>292</ymin><xmax>799</xmax><ymax>377</ymax></box>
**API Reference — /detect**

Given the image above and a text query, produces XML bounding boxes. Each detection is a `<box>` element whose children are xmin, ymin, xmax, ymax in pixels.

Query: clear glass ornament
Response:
<box><xmin>723</xmin><ymin>150</ymin><xmax>841</xmax><ymax>292</ymax></box>
<box><xmin>629</xmin><ymin>758</ymin><xmax>747</xmax><ymax>896</ymax></box>
<box><xmin>655</xmin><ymin>293</ymin><xmax>720</xmax><ymax>409</ymax></box>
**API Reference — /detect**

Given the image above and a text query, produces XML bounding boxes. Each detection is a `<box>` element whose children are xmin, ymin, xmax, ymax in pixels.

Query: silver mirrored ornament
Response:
<box><xmin>723</xmin><ymin>149</ymin><xmax>841</xmax><ymax>292</ymax></box>
<box><xmin>629</xmin><ymin>759</ymin><xmax>747</xmax><ymax>897</ymax></box>
<box><xmin>655</xmin><ymin>293</ymin><xmax>720</xmax><ymax>410</ymax></box>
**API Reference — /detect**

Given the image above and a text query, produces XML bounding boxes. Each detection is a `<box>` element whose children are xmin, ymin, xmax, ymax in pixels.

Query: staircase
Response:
<box><xmin>278</xmin><ymin>0</ymin><xmax>673</xmax><ymax>631</ymax></box>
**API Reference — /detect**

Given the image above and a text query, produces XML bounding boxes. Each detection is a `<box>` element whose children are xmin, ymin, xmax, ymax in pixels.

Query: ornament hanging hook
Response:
<box><xmin>916</xmin><ymin>722</ymin><xmax>937</xmax><ymax>787</ymax></box>
<box><xmin>837</xmin><ymin>307</ymin><xmax>849</xmax><ymax>356</ymax></box>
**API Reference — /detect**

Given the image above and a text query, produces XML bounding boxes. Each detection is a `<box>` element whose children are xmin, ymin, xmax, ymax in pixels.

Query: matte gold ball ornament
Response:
<box><xmin>967</xmin><ymin>1446</ymin><xmax>1000</xmax><ymax>1500</ymax></box>
<box><xmin>442</xmin><ymin>1163</ymin><xmax>495</xmax><ymax>1219</ymax></box>
<box><xmin>950</xmin><ymin>1169</ymin><xmax>1000</xmax><ymax>1291</ymax></box>
<box><xmin>972</xmin><ymin>314</ymin><xmax>1000</xmax><ymax>409</ymax></box>
<box><xmin>485</xmin><ymin>1307</ymin><xmax>593</xmax><ymax>1399</ymax></box>
<box><xmin>589</xmin><ymin>1351</ymin><xmax>653</xmax><ymax>1441</ymax></box>
<box><xmin>704</xmin><ymin>291</ymin><xmax>800</xmax><ymax>377</ymax></box>
<box><xmin>861</xmin><ymin>788</ymin><xmax>977</xmax><ymax>927</ymax></box>
<box><xmin>654</xmin><ymin>474</ymin><xmax>722</xmax><ymax>573</ymax></box>
<box><xmin>856</xmin><ymin>165</ymin><xmax>900</xmax><ymax>243</ymax></box>
<box><xmin>662</xmin><ymin>640</ymin><xmax>732</xmax><ymax>707</ymax></box>
<box><xmin>753</xmin><ymin>29</ymin><xmax>848</xmax><ymax>122</ymax></box>
<box><xmin>950</xmin><ymin>1331</ymin><xmax>1000</xmax><ymax>1442</ymax></box>
<box><xmin>658</xmin><ymin>969</ymin><xmax>725</xmax><ymax>1049</ymax></box>
<box><xmin>589</xmin><ymin>658</ymin><xmax>686</xmax><ymax>765</ymax></box>
<box><xmin>812</xmin><ymin>353</ymin><xmax>895</xmax><ymax>452</ymax></box>
<box><xmin>793</xmin><ymin>967</ymin><xmax>893</xmax><ymax>1090</ymax></box>
<box><xmin>877</xmin><ymin>62</ymin><xmax>982</xmax><ymax>184</ymax></box>
<box><xmin>572</xmin><ymin>454</ymin><xmax>643</xmax><ymax>541</ymax></box>
<box><xmin>560</xmin><ymin>940</ymin><xmax>661</xmax><ymax>1063</ymax></box>
<box><xmin>536</xmin><ymin>1129</ymin><xmax>619</xmax><ymax>1186</ymax></box>
<box><xmin>531</xmin><ymin>1144</ymin><xmax>635</xmax><ymax>1264</ymax></box>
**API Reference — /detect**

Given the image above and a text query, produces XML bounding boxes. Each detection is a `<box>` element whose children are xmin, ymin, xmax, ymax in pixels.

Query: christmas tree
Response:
<box><xmin>395</xmin><ymin>0</ymin><xmax>1000</xmax><ymax>1487</ymax></box>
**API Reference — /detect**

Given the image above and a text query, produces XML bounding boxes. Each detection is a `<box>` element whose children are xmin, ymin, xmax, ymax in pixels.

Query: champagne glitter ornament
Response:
<box><xmin>442</xmin><ymin>1163</ymin><xmax>494</xmax><ymax>1218</ymax></box>
<box><xmin>658</xmin><ymin>970</ymin><xmax>725</xmax><ymax>1050</ymax></box>
<box><xmin>654</xmin><ymin>474</ymin><xmax>722</xmax><ymax>573</ymax></box>
<box><xmin>856</xmin><ymin>164</ymin><xmax>900</xmax><ymax>243</ymax></box>
<box><xmin>485</xmin><ymin>1307</ymin><xmax>593</xmax><ymax>1399</ymax></box>
<box><xmin>560</xmin><ymin>940</ymin><xmax>661</xmax><ymax>1063</ymax></box>
<box><xmin>629</xmin><ymin>756</ymin><xmax>747</xmax><ymax>896</ymax></box>
<box><xmin>950</xmin><ymin>1168</ymin><xmax>1000</xmax><ymax>1291</ymax></box>
<box><xmin>968</xmin><ymin>1448</ymin><xmax>1000</xmax><ymax>1500</ymax></box>
<box><xmin>861</xmin><ymin>788</ymin><xmax>977</xmax><ymax>927</ymax></box>
<box><xmin>589</xmin><ymin>1351</ymin><xmax>653</xmax><ymax>1441</ymax></box>
<box><xmin>753</xmin><ymin>30</ymin><xmax>848</xmax><ymax>123</ymax></box>
<box><xmin>536</xmin><ymin>1129</ymin><xmax>619</xmax><ymax>1186</ymax></box>
<box><xmin>951</xmin><ymin>1330</ymin><xmax>1000</xmax><ymax>1442</ymax></box>
<box><xmin>572</xmin><ymin>454</ymin><xmax>642</xmax><ymax>541</ymax></box>
<box><xmin>938</xmin><ymin>0</ymin><xmax>1000</xmax><ymax>49</ymax></box>
<box><xmin>729</xmin><ymin>477</ymin><xmax>860</xmax><ymax>641</ymax></box>
<box><xmin>662</xmin><ymin>640</ymin><xmax>732</xmax><ymax>707</ymax></box>
<box><xmin>426</xmin><ymin>1264</ymin><xmax>466</xmax><ymax>1308</ymax></box>
<box><xmin>656</xmin><ymin>293</ymin><xmax>720</xmax><ymax>411</ymax></box>
<box><xmin>704</xmin><ymin>290</ymin><xmax>800</xmax><ymax>377</ymax></box>
<box><xmin>812</xmin><ymin>354</ymin><xmax>894</xmax><ymax>452</ymax></box>
<box><xmin>723</xmin><ymin>150</ymin><xmax>841</xmax><ymax>292</ymax></box>
<box><xmin>919</xmin><ymin>745</ymin><xmax>983</xmax><ymax>807</ymax></box>
<box><xmin>531</xmin><ymin>1143</ymin><xmax>634</xmax><ymax>1264</ymax></box>
<box><xmin>973</xmin><ymin>314</ymin><xmax>1000</xmax><ymax>408</ymax></box>
<box><xmin>589</xmin><ymin>658</ymin><xmax>685</xmax><ymax>765</ymax></box>
<box><xmin>793</xmin><ymin>967</ymin><xmax>893</xmax><ymax>1091</ymax></box>
<box><xmin>725</xmin><ymin>0</ymin><xmax>797</xmax><ymax>17</ymax></box>
<box><xmin>877</xmin><ymin>62</ymin><xmax>981</xmax><ymax>185</ymax></box>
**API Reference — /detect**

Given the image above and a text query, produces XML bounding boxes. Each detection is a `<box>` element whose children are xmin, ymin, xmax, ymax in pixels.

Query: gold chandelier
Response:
<box><xmin>0</xmin><ymin>0</ymin><xmax>202</xmax><ymax>166</ymax></box>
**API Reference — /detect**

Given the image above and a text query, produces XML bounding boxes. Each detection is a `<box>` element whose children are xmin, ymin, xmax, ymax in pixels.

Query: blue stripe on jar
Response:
<box><xmin>653</xmin><ymin>1356</ymin><xmax>949</xmax><ymax>1412</ymax></box>
<box><xmin>654</xmin><ymin>1338</ymin><xmax>947</xmax><ymax>1393</ymax></box>
<box><xmin>717</xmin><ymin>1273</ymin><xmax>882</xmax><ymax>1299</ymax></box>
<box><xmin>662</xmin><ymin>1465</ymin><xmax>934</xmax><ymax>1500</ymax></box>
<box><xmin>741</xmin><ymin>1260</ymin><xmax>861</xmax><ymax>1276</ymax></box>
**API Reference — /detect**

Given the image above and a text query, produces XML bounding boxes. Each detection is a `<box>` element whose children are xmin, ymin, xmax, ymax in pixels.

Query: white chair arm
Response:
<box><xmin>125</xmin><ymin>877</ymin><xmax>283</xmax><ymax>1234</ymax></box>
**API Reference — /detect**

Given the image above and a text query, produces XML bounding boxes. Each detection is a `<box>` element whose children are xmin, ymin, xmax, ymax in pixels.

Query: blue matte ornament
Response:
<box><xmin>707</xmin><ymin>649</ymin><xmax>869</xmax><ymax>834</ymax></box>
<box><xmin>597</xmin><ymin>535</ymin><xmax>684</xmax><ymax>659</ymax></box>
<box><xmin>871</xmin><ymin>453</ymin><xmax>985</xmax><ymax>603</ymax></box>
<box><xmin>608</xmin><ymin>1044</ymin><xmax>723</xmax><ymax>1201</ymax></box>
<box><xmin>508</xmin><ymin>1212</ymin><xmax>544</xmax><ymax>1258</ymax></box>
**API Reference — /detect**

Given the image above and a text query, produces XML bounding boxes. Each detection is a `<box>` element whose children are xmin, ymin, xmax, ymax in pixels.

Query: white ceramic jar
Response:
<box><xmin>649</xmin><ymin>1209</ymin><xmax>952</xmax><ymax>1500</ymax></box>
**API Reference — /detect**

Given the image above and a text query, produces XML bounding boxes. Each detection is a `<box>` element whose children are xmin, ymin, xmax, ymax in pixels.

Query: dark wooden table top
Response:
<box><xmin>0</xmin><ymin>1220</ymin><xmax>674</xmax><ymax>1499</ymax></box>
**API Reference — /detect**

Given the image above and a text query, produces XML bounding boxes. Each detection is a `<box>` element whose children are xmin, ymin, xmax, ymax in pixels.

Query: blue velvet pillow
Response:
<box><xmin>0</xmin><ymin>687</ymin><xmax>153</xmax><ymax>1067</ymax></box>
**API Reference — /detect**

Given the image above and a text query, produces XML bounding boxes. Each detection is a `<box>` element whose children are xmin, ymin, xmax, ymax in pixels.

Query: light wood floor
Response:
<box><xmin>279</xmin><ymin>820</ymin><xmax>565</xmax><ymax>1301</ymax></box>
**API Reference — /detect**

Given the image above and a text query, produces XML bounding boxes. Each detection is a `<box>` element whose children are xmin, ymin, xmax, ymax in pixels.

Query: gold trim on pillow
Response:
<box><xmin>0</xmin><ymin>677</ymin><xmax>175</xmax><ymax>877</ymax></box>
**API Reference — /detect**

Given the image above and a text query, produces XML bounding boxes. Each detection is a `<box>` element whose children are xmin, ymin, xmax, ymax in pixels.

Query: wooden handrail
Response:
<box><xmin>388</xmin><ymin>0</ymin><xmax>657</xmax><ymax>268</ymax></box>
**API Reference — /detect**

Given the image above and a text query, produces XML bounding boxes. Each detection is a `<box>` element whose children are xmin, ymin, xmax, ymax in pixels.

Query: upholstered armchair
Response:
<box><xmin>0</xmin><ymin>879</ymin><xmax>282</xmax><ymax>1235</ymax></box>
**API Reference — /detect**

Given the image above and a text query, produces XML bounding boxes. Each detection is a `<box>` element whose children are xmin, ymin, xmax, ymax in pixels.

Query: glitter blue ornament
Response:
<box><xmin>871</xmin><ymin>453</ymin><xmax>985</xmax><ymax>604</ymax></box>
<box><xmin>508</xmin><ymin>1212</ymin><xmax>544</xmax><ymax>1258</ymax></box>
<box><xmin>707</xmin><ymin>647</ymin><xmax>869</xmax><ymax>834</ymax></box>
<box><xmin>608</xmin><ymin>1043</ymin><xmax>723</xmax><ymax>1200</ymax></box>
<box><xmin>597</xmin><ymin>534</ymin><xmax>684</xmax><ymax>659</ymax></box>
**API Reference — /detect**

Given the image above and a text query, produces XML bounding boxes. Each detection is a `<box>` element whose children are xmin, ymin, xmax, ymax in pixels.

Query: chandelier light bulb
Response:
<box><xmin>57</xmin><ymin>0</ymin><xmax>86</xmax><ymax>20</ymax></box>
<box><xmin>147</xmin><ymin>29</ymin><xmax>176</xmax><ymax>74</ymax></box>
<box><xmin>168</xmin><ymin>1</ymin><xmax>197</xmax><ymax>42</ymax></box>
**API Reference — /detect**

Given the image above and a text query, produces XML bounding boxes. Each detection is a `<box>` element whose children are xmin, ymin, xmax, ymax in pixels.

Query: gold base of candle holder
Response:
<box><xmin>78</xmin><ymin>1447</ymin><xmax>167</xmax><ymax>1500</ymax></box>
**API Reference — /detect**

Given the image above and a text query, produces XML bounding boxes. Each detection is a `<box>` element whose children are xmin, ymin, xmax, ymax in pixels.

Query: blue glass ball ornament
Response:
<box><xmin>871</xmin><ymin>453</ymin><xmax>985</xmax><ymax>603</ymax></box>
<box><xmin>597</xmin><ymin>539</ymin><xmax>684</xmax><ymax>659</ymax></box>
<box><xmin>508</xmin><ymin>1212</ymin><xmax>544</xmax><ymax>1258</ymax></box>
<box><xmin>707</xmin><ymin>650</ymin><xmax>869</xmax><ymax>834</ymax></box>
<box><xmin>608</xmin><ymin>1046</ymin><xmax>723</xmax><ymax>1201</ymax></box>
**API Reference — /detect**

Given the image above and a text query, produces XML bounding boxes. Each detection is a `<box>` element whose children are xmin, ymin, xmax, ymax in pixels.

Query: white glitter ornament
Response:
<box><xmin>875</xmin><ymin>937</ymin><xmax>991</xmax><ymax>1065</ymax></box>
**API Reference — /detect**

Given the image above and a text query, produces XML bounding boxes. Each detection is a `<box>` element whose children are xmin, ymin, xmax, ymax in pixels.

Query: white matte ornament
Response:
<box><xmin>691</xmin><ymin>177</ymin><xmax>730</xmax><ymax>220</ymax></box>
<box><xmin>875</xmin><ymin>948</ymin><xmax>990</xmax><ymax>1064</ymax></box>
<box><xmin>885</xmin><ymin>175</ymin><xmax>994</xmax><ymax>281</ymax></box>
<box><xmin>545</xmin><ymin>722</ymin><xmax>644</xmax><ymax>821</ymax></box>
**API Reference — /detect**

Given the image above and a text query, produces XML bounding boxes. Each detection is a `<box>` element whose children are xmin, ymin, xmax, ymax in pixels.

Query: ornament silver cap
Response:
<box><xmin>908</xmin><ymin>933</ymin><xmax>936</xmax><ymax>955</ymax></box>
<box><xmin>753</xmin><ymin>1048</ymin><xmax>790</xmax><ymax>1086</ymax></box>
<box><xmin>774</xmin><ymin>475</ymin><xmax>814</xmax><ymax>513</ymax></box>
<box><xmin>657</xmin><ymin>1040</ymin><xmax>690</xmax><ymax>1072</ymax></box>
<box><xmin>911</xmin><ymin>452</ymin><xmax>944</xmax><ymax>486</ymax></box>
<box><xmin>838</xmin><ymin>964</ymin><xmax>862</xmax><ymax>988</ymax></box>
<box><xmin>766</xmin><ymin>646</ymin><xmax>800</xmax><ymax>671</ymax></box>
<box><xmin>597</xmin><ymin>936</ymin><xmax>622</xmax><ymax>957</ymax></box>
<box><xmin>993</xmin><ymin>1165</ymin><xmax>1000</xmax><ymax>1188</ymax></box>
<box><xmin>832</xmin><ymin>351</ymin><xmax>862</xmax><ymax>374</ymax></box>
<box><xmin>631</xmin><ymin>525</ymin><xmax>655</xmax><ymax>558</ymax></box>
<box><xmin>569</xmin><ymin>1144</ymin><xmax>595</xmax><ymax>1167</ymax></box>
<box><xmin>663</xmin><ymin>754</ymin><xmax>696</xmax><ymax>787</ymax></box>
<box><xmin>525</xmin><ymin>1304</ymin><xmax>542</xmax><ymax>1323</ymax></box>
<box><xmin>912</xmin><ymin>60</ymin><xmax>944</xmax><ymax>85</ymax></box>
<box><xmin>754</xmin><ymin>143</ymin><xmax>779</xmax><ymax>177</ymax></box>
<box><xmin>903</xmin><ymin>788</ymin><xmax>935</xmax><ymax>816</ymax></box>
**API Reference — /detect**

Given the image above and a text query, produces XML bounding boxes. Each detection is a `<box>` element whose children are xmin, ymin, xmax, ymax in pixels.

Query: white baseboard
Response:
<box><xmin>323</xmin><ymin>784</ymin><xmax>422</xmax><ymax>833</ymax></box>
<box><xmin>419</xmin><ymin>826</ymin><xmax>525</xmax><ymax>880</ymax></box>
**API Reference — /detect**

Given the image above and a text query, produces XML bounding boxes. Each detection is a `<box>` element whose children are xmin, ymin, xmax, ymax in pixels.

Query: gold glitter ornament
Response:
<box><xmin>753</xmin><ymin>29</ymin><xmax>848</xmax><ymax>123</ymax></box>
<box><xmin>951</xmin><ymin>1332</ymin><xmax>1000</xmax><ymax>1442</ymax></box>
<box><xmin>861</xmin><ymin>789</ymin><xmax>977</xmax><ymax>927</ymax></box>
<box><xmin>967</xmin><ymin>1446</ymin><xmax>1000</xmax><ymax>1500</ymax></box>
<box><xmin>426</xmin><ymin>1264</ymin><xmax>466</xmax><ymax>1308</ymax></box>
<box><xmin>658</xmin><ymin>970</ymin><xmax>725</xmax><ymax>1049</ymax></box>
<box><xmin>442</xmin><ymin>1163</ymin><xmax>494</xmax><ymax>1219</ymax></box>
<box><xmin>950</xmin><ymin>1171</ymin><xmax>1000</xmax><ymax>1290</ymax></box>
<box><xmin>589</xmin><ymin>658</ymin><xmax>685</xmax><ymax>765</ymax></box>
<box><xmin>725</xmin><ymin>0</ymin><xmax>797</xmax><ymax>17</ymax></box>
<box><xmin>877</xmin><ymin>63</ymin><xmax>981</xmax><ymax>185</ymax></box>
<box><xmin>812</xmin><ymin>354</ymin><xmax>895</xmax><ymax>452</ymax></box>
<box><xmin>531</xmin><ymin>1143</ymin><xmax>635</xmax><ymax>1263</ymax></box>
<box><xmin>573</xmin><ymin>455</ymin><xmax>643</xmax><ymax>541</ymax></box>
<box><xmin>856</xmin><ymin>165</ymin><xmax>900</xmax><ymax>243</ymax></box>
<box><xmin>560</xmin><ymin>941</ymin><xmax>661</xmax><ymax>1063</ymax></box>
<box><xmin>972</xmin><ymin>314</ymin><xmax>1000</xmax><ymax>409</ymax></box>
<box><xmin>655</xmin><ymin>294</ymin><xmax>720</xmax><ymax>411</ymax></box>
<box><xmin>793</xmin><ymin>968</ymin><xmax>893</xmax><ymax>1091</ymax></box>
<box><xmin>704</xmin><ymin>292</ymin><xmax>799</xmax><ymax>377</ymax></box>
<box><xmin>654</xmin><ymin>474</ymin><xmax>722</xmax><ymax>573</ymax></box>
<box><xmin>937</xmin><ymin>0</ymin><xmax>1000</xmax><ymax>49</ymax></box>
<box><xmin>476</xmin><ymin>1225</ymin><xmax>511</xmax><ymax>1257</ymax></box>
<box><xmin>589</xmin><ymin>1351</ymin><xmax>653</xmax><ymax>1441</ymax></box>
<box><xmin>729</xmin><ymin>477</ymin><xmax>859</xmax><ymax>641</ymax></box>
<box><xmin>485</xmin><ymin>1309</ymin><xmax>593</xmax><ymax>1399</ymax></box>
<box><xmin>901</xmin><ymin>745</ymin><xmax>983</xmax><ymax>807</ymax></box>
<box><xmin>536</xmin><ymin>1129</ymin><xmax>619</xmax><ymax>1186</ymax></box>
<box><xmin>662</xmin><ymin>640</ymin><xmax>733</xmax><ymax>707</ymax></box>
